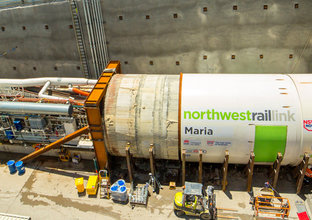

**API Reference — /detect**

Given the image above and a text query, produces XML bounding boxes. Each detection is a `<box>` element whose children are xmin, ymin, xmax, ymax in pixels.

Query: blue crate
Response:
<box><xmin>13</xmin><ymin>119</ymin><xmax>23</xmax><ymax>131</ymax></box>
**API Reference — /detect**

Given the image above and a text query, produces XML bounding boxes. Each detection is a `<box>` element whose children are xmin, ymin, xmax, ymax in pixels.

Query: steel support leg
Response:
<box><xmin>222</xmin><ymin>150</ymin><xmax>229</xmax><ymax>192</ymax></box>
<box><xmin>149</xmin><ymin>144</ymin><xmax>155</xmax><ymax>176</ymax></box>
<box><xmin>198</xmin><ymin>150</ymin><xmax>203</xmax><ymax>183</ymax></box>
<box><xmin>126</xmin><ymin>142</ymin><xmax>133</xmax><ymax>183</ymax></box>
<box><xmin>296</xmin><ymin>153</ymin><xmax>310</xmax><ymax>194</ymax></box>
<box><xmin>182</xmin><ymin>149</ymin><xmax>186</xmax><ymax>186</ymax></box>
<box><xmin>246</xmin><ymin>152</ymin><xmax>255</xmax><ymax>192</ymax></box>
<box><xmin>272</xmin><ymin>152</ymin><xmax>283</xmax><ymax>189</ymax></box>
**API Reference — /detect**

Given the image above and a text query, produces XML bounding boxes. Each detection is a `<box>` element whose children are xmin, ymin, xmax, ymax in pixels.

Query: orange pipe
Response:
<box><xmin>17</xmin><ymin>97</ymin><xmax>66</xmax><ymax>103</ymax></box>
<box><xmin>72</xmin><ymin>88</ymin><xmax>90</xmax><ymax>97</ymax></box>
<box><xmin>20</xmin><ymin>126</ymin><xmax>89</xmax><ymax>162</ymax></box>
<box><xmin>16</xmin><ymin>97</ymin><xmax>84</xmax><ymax>106</ymax></box>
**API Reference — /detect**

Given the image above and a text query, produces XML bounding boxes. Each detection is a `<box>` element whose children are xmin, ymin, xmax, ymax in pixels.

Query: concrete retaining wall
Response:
<box><xmin>0</xmin><ymin>0</ymin><xmax>311</xmax><ymax>77</ymax></box>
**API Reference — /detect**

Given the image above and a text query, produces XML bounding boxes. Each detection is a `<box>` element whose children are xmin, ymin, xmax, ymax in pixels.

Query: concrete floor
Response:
<box><xmin>0</xmin><ymin>153</ymin><xmax>311</xmax><ymax>220</ymax></box>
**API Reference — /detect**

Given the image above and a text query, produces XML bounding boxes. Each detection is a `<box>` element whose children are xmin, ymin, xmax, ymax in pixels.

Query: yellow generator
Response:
<box><xmin>75</xmin><ymin>177</ymin><xmax>85</xmax><ymax>193</ymax></box>
<box><xmin>86</xmin><ymin>175</ymin><xmax>99</xmax><ymax>196</ymax></box>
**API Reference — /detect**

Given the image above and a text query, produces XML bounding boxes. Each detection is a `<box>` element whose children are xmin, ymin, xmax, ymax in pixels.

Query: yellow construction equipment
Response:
<box><xmin>86</xmin><ymin>175</ymin><xmax>99</xmax><ymax>196</ymax></box>
<box><xmin>58</xmin><ymin>147</ymin><xmax>70</xmax><ymax>162</ymax></box>
<box><xmin>174</xmin><ymin>182</ymin><xmax>217</xmax><ymax>219</ymax></box>
<box><xmin>75</xmin><ymin>177</ymin><xmax>85</xmax><ymax>193</ymax></box>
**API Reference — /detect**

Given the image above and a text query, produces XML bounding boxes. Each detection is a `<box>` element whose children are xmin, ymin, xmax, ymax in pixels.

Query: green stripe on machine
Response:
<box><xmin>254</xmin><ymin>126</ymin><xmax>287</xmax><ymax>162</ymax></box>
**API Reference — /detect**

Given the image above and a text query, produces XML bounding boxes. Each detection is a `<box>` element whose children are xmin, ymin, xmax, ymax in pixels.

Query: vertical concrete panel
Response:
<box><xmin>0</xmin><ymin>0</ymin><xmax>312</xmax><ymax>77</ymax></box>
<box><xmin>101</xmin><ymin>0</ymin><xmax>312</xmax><ymax>74</ymax></box>
<box><xmin>0</xmin><ymin>1</ymin><xmax>85</xmax><ymax>78</ymax></box>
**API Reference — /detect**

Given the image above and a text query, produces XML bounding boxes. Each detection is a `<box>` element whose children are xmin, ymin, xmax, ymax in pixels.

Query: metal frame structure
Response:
<box><xmin>254</xmin><ymin>196</ymin><xmax>290</xmax><ymax>219</ymax></box>
<box><xmin>20</xmin><ymin>125</ymin><xmax>90</xmax><ymax>162</ymax></box>
<box><xmin>69</xmin><ymin>0</ymin><xmax>90</xmax><ymax>78</ymax></box>
<box><xmin>85</xmin><ymin>60</ymin><xmax>120</xmax><ymax>169</ymax></box>
<box><xmin>17</xmin><ymin>61</ymin><xmax>119</xmax><ymax>169</ymax></box>
<box><xmin>82</xmin><ymin>0</ymin><xmax>109</xmax><ymax>77</ymax></box>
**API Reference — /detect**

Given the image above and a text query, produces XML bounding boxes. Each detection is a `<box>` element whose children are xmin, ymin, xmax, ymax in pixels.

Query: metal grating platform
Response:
<box><xmin>0</xmin><ymin>213</ymin><xmax>31</xmax><ymax>220</ymax></box>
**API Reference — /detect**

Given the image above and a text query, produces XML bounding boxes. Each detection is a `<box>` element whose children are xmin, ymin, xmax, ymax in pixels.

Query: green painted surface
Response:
<box><xmin>254</xmin><ymin>126</ymin><xmax>287</xmax><ymax>162</ymax></box>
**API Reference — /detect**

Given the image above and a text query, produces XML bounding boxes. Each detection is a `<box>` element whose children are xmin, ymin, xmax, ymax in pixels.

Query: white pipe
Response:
<box><xmin>92</xmin><ymin>0</ymin><xmax>104</xmax><ymax>70</ymax></box>
<box><xmin>38</xmin><ymin>81</ymin><xmax>64</xmax><ymax>100</ymax></box>
<box><xmin>0</xmin><ymin>101</ymin><xmax>73</xmax><ymax>115</ymax></box>
<box><xmin>82</xmin><ymin>0</ymin><xmax>98</xmax><ymax>77</ymax></box>
<box><xmin>87</xmin><ymin>0</ymin><xmax>100</xmax><ymax>77</ymax></box>
<box><xmin>0</xmin><ymin>77</ymin><xmax>97</xmax><ymax>87</ymax></box>
<box><xmin>96</xmin><ymin>0</ymin><xmax>109</xmax><ymax>65</ymax></box>
<box><xmin>38</xmin><ymin>81</ymin><xmax>51</xmax><ymax>97</ymax></box>
<box><xmin>83</xmin><ymin>0</ymin><xmax>100</xmax><ymax>77</ymax></box>
<box><xmin>38</xmin><ymin>81</ymin><xmax>81</xmax><ymax>101</ymax></box>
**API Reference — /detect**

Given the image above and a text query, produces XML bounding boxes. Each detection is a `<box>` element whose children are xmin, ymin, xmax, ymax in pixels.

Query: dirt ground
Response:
<box><xmin>0</xmin><ymin>152</ymin><xmax>311</xmax><ymax>220</ymax></box>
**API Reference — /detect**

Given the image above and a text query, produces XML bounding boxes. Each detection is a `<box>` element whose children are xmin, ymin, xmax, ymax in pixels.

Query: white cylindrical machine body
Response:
<box><xmin>104</xmin><ymin>73</ymin><xmax>312</xmax><ymax>166</ymax></box>
<box><xmin>181</xmin><ymin>74</ymin><xmax>304</xmax><ymax>165</ymax></box>
<box><xmin>288</xmin><ymin>74</ymin><xmax>312</xmax><ymax>159</ymax></box>
<box><xmin>104</xmin><ymin>74</ymin><xmax>179</xmax><ymax>160</ymax></box>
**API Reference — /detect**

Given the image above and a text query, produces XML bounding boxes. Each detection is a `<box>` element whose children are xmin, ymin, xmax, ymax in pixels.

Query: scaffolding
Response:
<box><xmin>254</xmin><ymin>196</ymin><xmax>290</xmax><ymax>219</ymax></box>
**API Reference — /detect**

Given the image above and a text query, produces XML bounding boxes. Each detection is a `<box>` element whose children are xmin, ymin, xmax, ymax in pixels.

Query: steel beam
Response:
<box><xmin>126</xmin><ymin>142</ymin><xmax>133</xmax><ymax>183</ymax></box>
<box><xmin>85</xmin><ymin>61</ymin><xmax>120</xmax><ymax>170</ymax></box>
<box><xmin>182</xmin><ymin>149</ymin><xmax>186</xmax><ymax>186</ymax></box>
<box><xmin>149</xmin><ymin>144</ymin><xmax>155</xmax><ymax>176</ymax></box>
<box><xmin>198</xmin><ymin>150</ymin><xmax>202</xmax><ymax>183</ymax></box>
<box><xmin>246</xmin><ymin>152</ymin><xmax>255</xmax><ymax>192</ymax></box>
<box><xmin>20</xmin><ymin>126</ymin><xmax>89</xmax><ymax>162</ymax></box>
<box><xmin>272</xmin><ymin>152</ymin><xmax>283</xmax><ymax>189</ymax></box>
<box><xmin>222</xmin><ymin>150</ymin><xmax>229</xmax><ymax>192</ymax></box>
<box><xmin>296</xmin><ymin>153</ymin><xmax>310</xmax><ymax>194</ymax></box>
